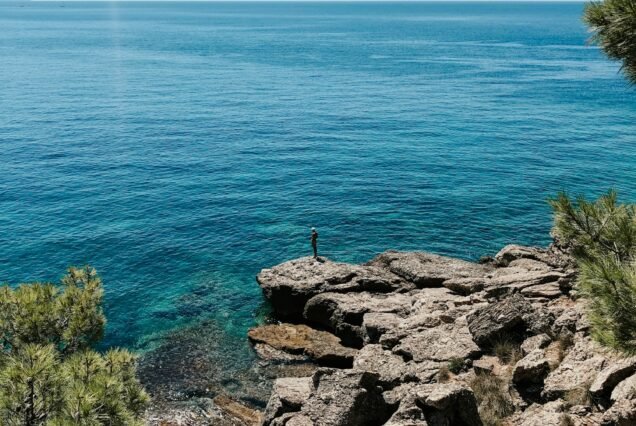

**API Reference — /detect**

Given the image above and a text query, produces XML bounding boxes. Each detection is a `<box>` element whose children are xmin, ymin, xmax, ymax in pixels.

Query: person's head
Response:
<box><xmin>311</xmin><ymin>227</ymin><xmax>316</xmax><ymax>233</ymax></box>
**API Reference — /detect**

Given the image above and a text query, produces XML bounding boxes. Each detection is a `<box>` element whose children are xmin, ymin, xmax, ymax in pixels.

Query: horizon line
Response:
<box><xmin>26</xmin><ymin>0</ymin><xmax>590</xmax><ymax>3</ymax></box>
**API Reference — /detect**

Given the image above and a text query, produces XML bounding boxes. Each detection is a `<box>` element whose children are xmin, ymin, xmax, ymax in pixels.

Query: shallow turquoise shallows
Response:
<box><xmin>1</xmin><ymin>1</ymin><xmax>635</xmax><ymax>365</ymax></box>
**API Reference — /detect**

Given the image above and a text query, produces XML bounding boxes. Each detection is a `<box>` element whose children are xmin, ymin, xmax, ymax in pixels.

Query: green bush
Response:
<box><xmin>0</xmin><ymin>266</ymin><xmax>149</xmax><ymax>425</ymax></box>
<box><xmin>584</xmin><ymin>0</ymin><xmax>636</xmax><ymax>84</ymax></box>
<box><xmin>447</xmin><ymin>357</ymin><xmax>465</xmax><ymax>374</ymax></box>
<box><xmin>550</xmin><ymin>190</ymin><xmax>636</xmax><ymax>353</ymax></box>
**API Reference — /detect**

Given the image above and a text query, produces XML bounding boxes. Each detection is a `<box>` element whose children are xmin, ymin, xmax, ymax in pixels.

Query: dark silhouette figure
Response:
<box><xmin>311</xmin><ymin>228</ymin><xmax>318</xmax><ymax>259</ymax></box>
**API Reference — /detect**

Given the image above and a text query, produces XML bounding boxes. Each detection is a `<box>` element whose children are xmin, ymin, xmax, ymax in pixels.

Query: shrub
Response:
<box><xmin>470</xmin><ymin>372</ymin><xmax>515</xmax><ymax>426</ymax></box>
<box><xmin>550</xmin><ymin>191</ymin><xmax>636</xmax><ymax>353</ymax></box>
<box><xmin>447</xmin><ymin>357</ymin><xmax>465</xmax><ymax>374</ymax></box>
<box><xmin>0</xmin><ymin>266</ymin><xmax>149</xmax><ymax>425</ymax></box>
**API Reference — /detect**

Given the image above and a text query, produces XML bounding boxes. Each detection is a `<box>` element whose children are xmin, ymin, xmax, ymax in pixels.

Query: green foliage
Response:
<box><xmin>0</xmin><ymin>266</ymin><xmax>105</xmax><ymax>354</ymax></box>
<box><xmin>0</xmin><ymin>267</ymin><xmax>149</xmax><ymax>426</ymax></box>
<box><xmin>584</xmin><ymin>0</ymin><xmax>636</xmax><ymax>84</ymax></box>
<box><xmin>550</xmin><ymin>190</ymin><xmax>636</xmax><ymax>353</ymax></box>
<box><xmin>549</xmin><ymin>190</ymin><xmax>636</xmax><ymax>262</ymax></box>
<box><xmin>447</xmin><ymin>357</ymin><xmax>465</xmax><ymax>374</ymax></box>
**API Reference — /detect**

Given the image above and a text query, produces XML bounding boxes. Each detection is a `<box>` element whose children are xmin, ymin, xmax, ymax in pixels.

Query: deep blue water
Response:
<box><xmin>1</xmin><ymin>1</ymin><xmax>635</xmax><ymax>358</ymax></box>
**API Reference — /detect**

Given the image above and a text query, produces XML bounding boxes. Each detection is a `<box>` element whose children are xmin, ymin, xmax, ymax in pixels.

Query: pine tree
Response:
<box><xmin>0</xmin><ymin>267</ymin><xmax>149</xmax><ymax>425</ymax></box>
<box><xmin>550</xmin><ymin>190</ymin><xmax>636</xmax><ymax>352</ymax></box>
<box><xmin>584</xmin><ymin>0</ymin><xmax>636</xmax><ymax>84</ymax></box>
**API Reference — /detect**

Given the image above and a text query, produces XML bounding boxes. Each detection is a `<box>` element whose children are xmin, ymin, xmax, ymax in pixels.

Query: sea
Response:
<box><xmin>1</xmin><ymin>0</ymin><xmax>635</xmax><ymax>406</ymax></box>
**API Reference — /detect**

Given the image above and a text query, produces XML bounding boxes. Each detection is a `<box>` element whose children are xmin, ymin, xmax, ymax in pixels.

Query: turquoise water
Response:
<box><xmin>1</xmin><ymin>1</ymin><xmax>635</xmax><ymax>366</ymax></box>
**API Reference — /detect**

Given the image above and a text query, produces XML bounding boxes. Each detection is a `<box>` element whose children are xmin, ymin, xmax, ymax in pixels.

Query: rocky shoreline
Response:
<box><xmin>247</xmin><ymin>244</ymin><xmax>636</xmax><ymax>425</ymax></box>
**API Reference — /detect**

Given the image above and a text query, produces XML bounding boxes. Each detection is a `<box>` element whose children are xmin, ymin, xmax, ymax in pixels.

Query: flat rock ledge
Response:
<box><xmin>250</xmin><ymin>244</ymin><xmax>636</xmax><ymax>425</ymax></box>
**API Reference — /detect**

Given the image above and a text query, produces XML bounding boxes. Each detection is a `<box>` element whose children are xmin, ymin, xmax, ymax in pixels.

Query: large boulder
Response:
<box><xmin>392</xmin><ymin>319</ymin><xmax>481</xmax><ymax>362</ymax></box>
<box><xmin>589</xmin><ymin>357</ymin><xmax>636</xmax><ymax>404</ymax></box>
<box><xmin>368</xmin><ymin>251</ymin><xmax>491</xmax><ymax>288</ymax></box>
<box><xmin>291</xmin><ymin>369</ymin><xmax>393</xmax><ymax>426</ymax></box>
<box><xmin>248</xmin><ymin>323</ymin><xmax>357</xmax><ymax>367</ymax></box>
<box><xmin>601</xmin><ymin>398</ymin><xmax>636</xmax><ymax>426</ymax></box>
<box><xmin>543</xmin><ymin>337</ymin><xmax>611</xmax><ymax>400</ymax></box>
<box><xmin>415</xmin><ymin>382</ymin><xmax>482</xmax><ymax>426</ymax></box>
<box><xmin>263</xmin><ymin>377</ymin><xmax>313</xmax><ymax>426</ymax></box>
<box><xmin>467</xmin><ymin>294</ymin><xmax>553</xmax><ymax>348</ymax></box>
<box><xmin>513</xmin><ymin>349</ymin><xmax>550</xmax><ymax>386</ymax></box>
<box><xmin>520</xmin><ymin>334</ymin><xmax>552</xmax><ymax>356</ymax></box>
<box><xmin>303</xmin><ymin>291</ymin><xmax>412</xmax><ymax>346</ymax></box>
<box><xmin>257</xmin><ymin>257</ymin><xmax>409</xmax><ymax>319</ymax></box>
<box><xmin>361</xmin><ymin>312</ymin><xmax>402</xmax><ymax>344</ymax></box>
<box><xmin>353</xmin><ymin>344</ymin><xmax>441</xmax><ymax>387</ymax></box>
<box><xmin>383</xmin><ymin>382</ymin><xmax>482</xmax><ymax>426</ymax></box>
<box><xmin>612</xmin><ymin>373</ymin><xmax>636</xmax><ymax>403</ymax></box>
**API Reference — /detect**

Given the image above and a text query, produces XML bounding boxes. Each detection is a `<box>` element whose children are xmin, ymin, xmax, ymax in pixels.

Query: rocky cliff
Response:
<box><xmin>249</xmin><ymin>244</ymin><xmax>636</xmax><ymax>426</ymax></box>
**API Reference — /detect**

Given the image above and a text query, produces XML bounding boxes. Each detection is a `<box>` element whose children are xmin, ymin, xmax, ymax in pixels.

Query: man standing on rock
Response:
<box><xmin>311</xmin><ymin>227</ymin><xmax>318</xmax><ymax>259</ymax></box>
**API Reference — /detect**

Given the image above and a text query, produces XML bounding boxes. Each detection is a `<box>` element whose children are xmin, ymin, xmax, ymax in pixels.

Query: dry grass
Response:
<box><xmin>556</xmin><ymin>333</ymin><xmax>575</xmax><ymax>363</ymax></box>
<box><xmin>437</xmin><ymin>365</ymin><xmax>451</xmax><ymax>383</ymax></box>
<box><xmin>563</xmin><ymin>382</ymin><xmax>592</xmax><ymax>408</ymax></box>
<box><xmin>470</xmin><ymin>372</ymin><xmax>515</xmax><ymax>426</ymax></box>
<box><xmin>493</xmin><ymin>340</ymin><xmax>522</xmax><ymax>365</ymax></box>
<box><xmin>559</xmin><ymin>414</ymin><xmax>575</xmax><ymax>426</ymax></box>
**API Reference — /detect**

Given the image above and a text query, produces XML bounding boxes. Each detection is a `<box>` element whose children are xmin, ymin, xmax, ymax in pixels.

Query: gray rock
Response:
<box><xmin>299</xmin><ymin>369</ymin><xmax>393</xmax><ymax>426</ymax></box>
<box><xmin>353</xmin><ymin>344</ymin><xmax>413</xmax><ymax>387</ymax></box>
<box><xmin>483</xmin><ymin>268</ymin><xmax>565</xmax><ymax>298</ymax></box>
<box><xmin>392</xmin><ymin>320</ymin><xmax>481</xmax><ymax>362</ymax></box>
<box><xmin>472</xmin><ymin>357</ymin><xmax>496</xmax><ymax>375</ymax></box>
<box><xmin>467</xmin><ymin>294</ymin><xmax>551</xmax><ymax>348</ymax></box>
<box><xmin>504</xmin><ymin>400</ymin><xmax>566</xmax><ymax>426</ymax></box>
<box><xmin>601</xmin><ymin>398</ymin><xmax>636</xmax><ymax>426</ymax></box>
<box><xmin>589</xmin><ymin>357</ymin><xmax>636</xmax><ymax>402</ymax></box>
<box><xmin>304</xmin><ymin>291</ymin><xmax>411</xmax><ymax>346</ymax></box>
<box><xmin>257</xmin><ymin>257</ymin><xmax>409</xmax><ymax>319</ymax></box>
<box><xmin>611</xmin><ymin>373</ymin><xmax>636</xmax><ymax>403</ymax></box>
<box><xmin>415</xmin><ymin>382</ymin><xmax>482</xmax><ymax>426</ymax></box>
<box><xmin>543</xmin><ymin>337</ymin><xmax>610</xmax><ymax>400</ymax></box>
<box><xmin>383</xmin><ymin>385</ymin><xmax>428</xmax><ymax>426</ymax></box>
<box><xmin>368</xmin><ymin>251</ymin><xmax>490</xmax><ymax>288</ymax></box>
<box><xmin>520</xmin><ymin>282</ymin><xmax>563</xmax><ymax>299</ymax></box>
<box><xmin>513</xmin><ymin>349</ymin><xmax>550</xmax><ymax>385</ymax></box>
<box><xmin>552</xmin><ymin>308</ymin><xmax>579</xmax><ymax>336</ymax></box>
<box><xmin>361</xmin><ymin>312</ymin><xmax>402</xmax><ymax>344</ymax></box>
<box><xmin>263</xmin><ymin>377</ymin><xmax>313</xmax><ymax>425</ymax></box>
<box><xmin>520</xmin><ymin>334</ymin><xmax>552</xmax><ymax>356</ymax></box>
<box><xmin>442</xmin><ymin>277</ymin><xmax>486</xmax><ymax>295</ymax></box>
<box><xmin>384</xmin><ymin>383</ymin><xmax>481</xmax><ymax>426</ymax></box>
<box><xmin>495</xmin><ymin>244</ymin><xmax>565</xmax><ymax>268</ymax></box>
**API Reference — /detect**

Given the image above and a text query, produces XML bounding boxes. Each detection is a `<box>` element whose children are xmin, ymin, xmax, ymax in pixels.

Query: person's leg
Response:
<box><xmin>313</xmin><ymin>244</ymin><xmax>317</xmax><ymax>258</ymax></box>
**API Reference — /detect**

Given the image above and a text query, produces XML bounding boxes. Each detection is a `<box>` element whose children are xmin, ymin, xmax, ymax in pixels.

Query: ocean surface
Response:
<box><xmin>1</xmin><ymin>0</ymin><xmax>635</xmax><ymax>404</ymax></box>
